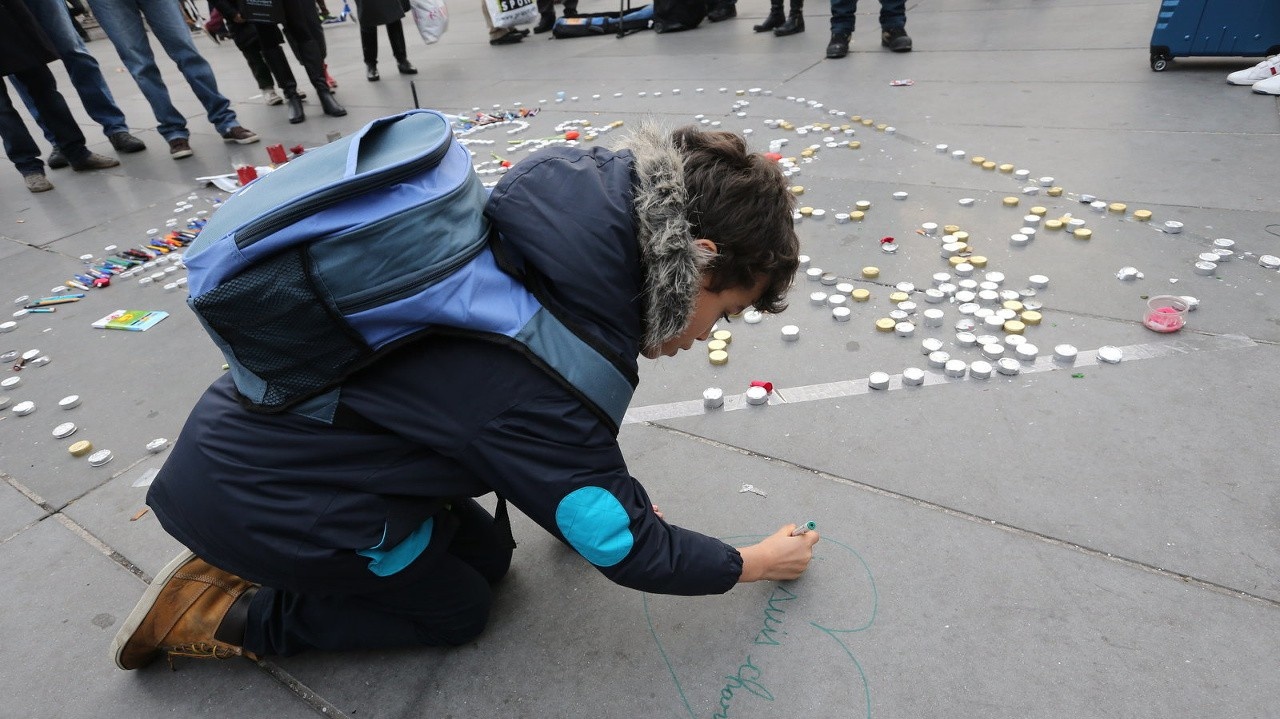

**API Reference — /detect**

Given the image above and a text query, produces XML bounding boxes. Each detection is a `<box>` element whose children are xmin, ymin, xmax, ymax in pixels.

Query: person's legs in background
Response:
<box><xmin>878</xmin><ymin>0</ymin><xmax>910</xmax><ymax>52</ymax></box>
<box><xmin>385</xmin><ymin>20</ymin><xmax>415</xmax><ymax>74</ymax></box>
<box><xmin>483</xmin><ymin>0</ymin><xmax>527</xmax><ymax>45</ymax></box>
<box><xmin>16</xmin><ymin>0</ymin><xmax>145</xmax><ymax>169</ymax></box>
<box><xmin>707</xmin><ymin>0</ymin><xmax>736</xmax><ymax>22</ymax></box>
<box><xmin>826</xmin><ymin>0</ymin><xmax>855</xmax><ymax>58</ymax></box>
<box><xmin>131</xmin><ymin>0</ymin><xmax>253</xmax><ymax>140</ymax></box>
<box><xmin>2</xmin><ymin>69</ymin><xmax>119</xmax><ymax>191</ymax></box>
<box><xmin>360</xmin><ymin>23</ymin><xmax>380</xmax><ymax>79</ymax></box>
<box><xmin>534</xmin><ymin>0</ymin><xmax>578</xmax><ymax>33</ymax></box>
<box><xmin>0</xmin><ymin>79</ymin><xmax>54</xmax><ymax>190</ymax></box>
<box><xmin>86</xmin><ymin>0</ymin><xmax>195</xmax><ymax>156</ymax></box>
<box><xmin>278</xmin><ymin>0</ymin><xmax>345</xmax><ymax>115</ymax></box>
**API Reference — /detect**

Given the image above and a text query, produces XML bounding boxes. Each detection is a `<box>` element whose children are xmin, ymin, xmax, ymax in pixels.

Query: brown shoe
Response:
<box><xmin>70</xmin><ymin>152</ymin><xmax>121</xmax><ymax>171</ymax></box>
<box><xmin>111</xmin><ymin>549</ymin><xmax>259</xmax><ymax>670</ymax></box>
<box><xmin>220</xmin><ymin>126</ymin><xmax>260</xmax><ymax>144</ymax></box>
<box><xmin>169</xmin><ymin>137</ymin><xmax>194</xmax><ymax>159</ymax></box>
<box><xmin>24</xmin><ymin>173</ymin><xmax>54</xmax><ymax>192</ymax></box>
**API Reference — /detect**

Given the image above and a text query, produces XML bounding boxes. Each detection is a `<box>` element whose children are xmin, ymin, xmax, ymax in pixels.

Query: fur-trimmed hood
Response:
<box><xmin>618</xmin><ymin>122</ymin><xmax>708</xmax><ymax>354</ymax></box>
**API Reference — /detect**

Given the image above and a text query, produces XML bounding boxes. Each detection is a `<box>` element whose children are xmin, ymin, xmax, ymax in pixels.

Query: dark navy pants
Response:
<box><xmin>1</xmin><ymin>70</ymin><xmax>91</xmax><ymax>176</ymax></box>
<box><xmin>241</xmin><ymin>499</ymin><xmax>513</xmax><ymax>656</ymax></box>
<box><xmin>830</xmin><ymin>0</ymin><xmax>906</xmax><ymax>34</ymax></box>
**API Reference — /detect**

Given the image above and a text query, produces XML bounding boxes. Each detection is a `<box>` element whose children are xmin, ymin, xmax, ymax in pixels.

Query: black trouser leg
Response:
<box><xmin>360</xmin><ymin>25</ymin><xmax>378</xmax><ymax>65</ymax></box>
<box><xmin>241</xmin><ymin>499</ymin><xmax>513</xmax><ymax>656</ymax></box>
<box><xmin>386</xmin><ymin>19</ymin><xmax>406</xmax><ymax>62</ymax></box>
<box><xmin>8</xmin><ymin>66</ymin><xmax>90</xmax><ymax>166</ymax></box>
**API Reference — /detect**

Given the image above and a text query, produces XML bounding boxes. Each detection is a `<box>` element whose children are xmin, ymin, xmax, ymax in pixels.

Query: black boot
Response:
<box><xmin>774</xmin><ymin>0</ymin><xmax>803</xmax><ymax>36</ymax></box>
<box><xmin>754</xmin><ymin>0</ymin><xmax>784</xmax><ymax>32</ymax></box>
<box><xmin>365</xmin><ymin>63</ymin><xmax>379</xmax><ymax>81</ymax></box>
<box><xmin>533</xmin><ymin>11</ymin><xmax>555</xmax><ymax>33</ymax></box>
<box><xmin>317</xmin><ymin>89</ymin><xmax>347</xmax><ymax>117</ymax></box>
<box><xmin>396</xmin><ymin>58</ymin><xmax>417</xmax><ymax>74</ymax></box>
<box><xmin>285</xmin><ymin>90</ymin><xmax>305</xmax><ymax>124</ymax></box>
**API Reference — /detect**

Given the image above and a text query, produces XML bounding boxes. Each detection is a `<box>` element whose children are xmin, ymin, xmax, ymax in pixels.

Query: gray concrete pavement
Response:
<box><xmin>1</xmin><ymin>0</ymin><xmax>1277</xmax><ymax>716</ymax></box>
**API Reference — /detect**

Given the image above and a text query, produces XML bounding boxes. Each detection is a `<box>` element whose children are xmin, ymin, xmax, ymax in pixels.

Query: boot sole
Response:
<box><xmin>110</xmin><ymin>548</ymin><xmax>195</xmax><ymax>670</ymax></box>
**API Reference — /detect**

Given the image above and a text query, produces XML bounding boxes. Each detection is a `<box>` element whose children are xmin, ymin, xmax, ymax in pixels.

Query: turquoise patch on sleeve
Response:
<box><xmin>555</xmin><ymin>486</ymin><xmax>634</xmax><ymax>567</ymax></box>
<box><xmin>356</xmin><ymin>517</ymin><xmax>434</xmax><ymax>577</ymax></box>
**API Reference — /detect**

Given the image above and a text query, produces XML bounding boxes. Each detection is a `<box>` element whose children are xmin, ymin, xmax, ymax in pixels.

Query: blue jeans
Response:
<box><xmin>1</xmin><ymin>71</ymin><xmax>91</xmax><ymax>177</ymax></box>
<box><xmin>830</xmin><ymin>0</ymin><xmax>906</xmax><ymax>34</ymax></box>
<box><xmin>14</xmin><ymin>0</ymin><xmax>130</xmax><ymax>143</ymax></box>
<box><xmin>85</xmin><ymin>0</ymin><xmax>240</xmax><ymax>140</ymax></box>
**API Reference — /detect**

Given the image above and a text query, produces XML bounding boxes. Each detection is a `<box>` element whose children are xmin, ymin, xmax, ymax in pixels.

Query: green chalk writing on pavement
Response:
<box><xmin>644</xmin><ymin>534</ymin><xmax>878</xmax><ymax>718</ymax></box>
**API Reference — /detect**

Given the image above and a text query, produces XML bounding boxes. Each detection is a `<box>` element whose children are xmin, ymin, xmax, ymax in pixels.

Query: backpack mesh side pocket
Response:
<box><xmin>191</xmin><ymin>249</ymin><xmax>369</xmax><ymax>409</ymax></box>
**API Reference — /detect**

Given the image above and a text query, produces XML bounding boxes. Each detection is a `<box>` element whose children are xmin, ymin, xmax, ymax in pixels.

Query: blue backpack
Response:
<box><xmin>184</xmin><ymin>110</ymin><xmax>634</xmax><ymax>430</ymax></box>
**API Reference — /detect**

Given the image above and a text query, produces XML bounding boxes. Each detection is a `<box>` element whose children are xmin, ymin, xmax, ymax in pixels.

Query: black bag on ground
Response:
<box><xmin>551</xmin><ymin>5</ymin><xmax>651</xmax><ymax>37</ymax></box>
<box><xmin>652</xmin><ymin>0</ymin><xmax>704</xmax><ymax>32</ymax></box>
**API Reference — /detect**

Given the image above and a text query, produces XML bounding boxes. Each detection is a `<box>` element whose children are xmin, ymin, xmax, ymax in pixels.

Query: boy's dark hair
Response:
<box><xmin>673</xmin><ymin>127</ymin><xmax>799</xmax><ymax>314</ymax></box>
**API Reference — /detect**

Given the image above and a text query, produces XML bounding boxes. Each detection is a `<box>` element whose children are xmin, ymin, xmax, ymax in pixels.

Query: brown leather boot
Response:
<box><xmin>111</xmin><ymin>549</ymin><xmax>259</xmax><ymax>670</ymax></box>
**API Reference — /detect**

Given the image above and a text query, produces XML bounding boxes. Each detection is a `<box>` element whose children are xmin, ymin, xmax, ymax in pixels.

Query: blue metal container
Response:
<box><xmin>1149</xmin><ymin>0</ymin><xmax>1280</xmax><ymax>71</ymax></box>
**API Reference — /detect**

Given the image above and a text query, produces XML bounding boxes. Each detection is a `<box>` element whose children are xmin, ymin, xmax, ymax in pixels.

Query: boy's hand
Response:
<box><xmin>737</xmin><ymin>524</ymin><xmax>819</xmax><ymax>583</ymax></box>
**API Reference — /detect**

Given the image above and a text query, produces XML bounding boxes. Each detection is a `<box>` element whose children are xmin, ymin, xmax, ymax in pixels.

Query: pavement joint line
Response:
<box><xmin>2</xmin><ymin>472</ymin><xmax>56</xmax><ymax>514</ymax></box>
<box><xmin>254</xmin><ymin>660</ymin><xmax>353</xmax><ymax>719</ymax></box>
<box><xmin>623</xmin><ymin>333</ymin><xmax>1257</xmax><ymax>424</ymax></box>
<box><xmin>50</xmin><ymin>513</ymin><xmax>148</xmax><ymax>581</ymax></box>
<box><xmin>649</xmin><ymin>423</ymin><xmax>1280</xmax><ymax>611</ymax></box>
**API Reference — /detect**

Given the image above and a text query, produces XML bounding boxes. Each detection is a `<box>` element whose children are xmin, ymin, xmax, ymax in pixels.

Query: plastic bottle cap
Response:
<box><xmin>781</xmin><ymin>325</ymin><xmax>800</xmax><ymax>341</ymax></box>
<box><xmin>712</xmin><ymin>329</ymin><xmax>732</xmax><ymax>344</ymax></box>
<box><xmin>855</xmin><ymin>200</ymin><xmax>872</xmax><ymax>211</ymax></box>
<box><xmin>1020</xmin><ymin>310</ymin><xmax>1042</xmax><ymax>325</ymax></box>
<box><xmin>923</xmin><ymin>309</ymin><xmax>945</xmax><ymax>327</ymax></box>
<box><xmin>11</xmin><ymin>400</ymin><xmax>35</xmax><ymax>415</ymax></box>
<box><xmin>1108</xmin><ymin>202</ymin><xmax>1127</xmax><ymax>213</ymax></box>
<box><xmin>927</xmin><ymin>351</ymin><xmax>951</xmax><ymax>368</ymax></box>
<box><xmin>745</xmin><ymin>386</ymin><xmax>769</xmax><ymax>405</ymax></box>
<box><xmin>59</xmin><ymin>395</ymin><xmax>81</xmax><ymax>410</ymax></box>
<box><xmin>53</xmin><ymin>422</ymin><xmax>77</xmax><ymax>439</ymax></box>
<box><xmin>1002</xmin><ymin>300</ymin><xmax>1024</xmax><ymax>312</ymax></box>
<box><xmin>971</xmin><ymin>156</ymin><xmax>986</xmax><ymax>165</ymax></box>
<box><xmin>836</xmin><ymin>282</ymin><xmax>856</xmax><ymax>294</ymax></box>
<box><xmin>956</xmin><ymin>332</ymin><xmax>978</xmax><ymax>347</ymax></box>
<box><xmin>821</xmin><ymin>272</ymin><xmax>839</xmax><ymax>286</ymax></box>
<box><xmin>1097</xmin><ymin>346</ymin><xmax>1123</xmax><ymax>364</ymax></box>
<box><xmin>851</xmin><ymin>289</ymin><xmax>871</xmax><ymax>302</ymax></box>
<box><xmin>959</xmin><ymin>198</ymin><xmax>976</xmax><ymax>207</ymax></box>
<box><xmin>850</xmin><ymin>211</ymin><xmax>865</xmax><ymax>221</ymax></box>
<box><xmin>146</xmin><ymin>438</ymin><xmax>170</xmax><ymax>453</ymax></box>
<box><xmin>875</xmin><ymin>318</ymin><xmax>896</xmax><ymax>332</ymax></box>
<box><xmin>862</xmin><ymin>267</ymin><xmax>880</xmax><ymax>279</ymax></box>
<box><xmin>944</xmin><ymin>359</ymin><xmax>968</xmax><ymax>378</ymax></box>
<box><xmin>953</xmin><ymin>231</ymin><xmax>971</xmax><ymax>242</ymax></box>
<box><xmin>0</xmin><ymin>377</ymin><xmax>19</xmax><ymax>389</ymax></box>
<box><xmin>790</xmin><ymin>185</ymin><xmax>805</xmax><ymax>195</ymax></box>
<box><xmin>886</xmin><ymin>291</ymin><xmax>908</xmax><ymax>304</ymax></box>
<box><xmin>707</xmin><ymin>339</ymin><xmax>728</xmax><ymax>353</ymax></box>
<box><xmin>1164</xmin><ymin>221</ymin><xmax>1184</xmax><ymax>234</ymax></box>
<box><xmin>1074</xmin><ymin>228</ymin><xmax>1093</xmax><ymax>240</ymax></box>
<box><xmin>901</xmin><ymin>367</ymin><xmax>925</xmax><ymax>386</ymax></box>
<box><xmin>970</xmin><ymin>256</ymin><xmax>989</xmax><ymax>268</ymax></box>
<box><xmin>921</xmin><ymin>338</ymin><xmax>944</xmax><ymax>355</ymax></box>
<box><xmin>849</xmin><ymin>141</ymin><xmax>861</xmax><ymax>149</ymax></box>
<box><xmin>810</xmin><ymin>291</ymin><xmax>829</xmax><ymax>306</ymax></box>
<box><xmin>832</xmin><ymin>307</ymin><xmax>852</xmax><ymax>322</ymax></box>
<box><xmin>1134</xmin><ymin>210</ymin><xmax>1152</xmax><ymax>221</ymax></box>
<box><xmin>895</xmin><ymin>322</ymin><xmax>915</xmax><ymax>337</ymax></box>
<box><xmin>1004</xmin><ymin>320</ymin><xmax>1026</xmax><ymax>334</ymax></box>
<box><xmin>893</xmin><ymin>191</ymin><xmax>909</xmax><ymax>201</ymax></box>
<box><xmin>1015</xmin><ymin>344</ymin><xmax>1039</xmax><ymax>360</ymax></box>
<box><xmin>743</xmin><ymin>310</ymin><xmax>764</xmax><ymax>324</ymax></box>
<box><xmin>69</xmin><ymin>440</ymin><xmax>93</xmax><ymax>456</ymax></box>
<box><xmin>954</xmin><ymin>262</ymin><xmax>974</xmax><ymax>276</ymax></box>
<box><xmin>827</xmin><ymin>295</ymin><xmax>848</xmax><ymax>308</ymax></box>
<box><xmin>88</xmin><ymin>449</ymin><xmax>113</xmax><ymax>466</ymax></box>
<box><xmin>708</xmin><ymin>350</ymin><xmax>729</xmax><ymax>365</ymax></box>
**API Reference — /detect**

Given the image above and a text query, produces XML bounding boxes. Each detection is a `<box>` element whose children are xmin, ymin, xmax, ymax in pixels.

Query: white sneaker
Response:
<box><xmin>263</xmin><ymin>88</ymin><xmax>283</xmax><ymax>106</ymax></box>
<box><xmin>1252</xmin><ymin>74</ymin><xmax>1280</xmax><ymax>95</ymax></box>
<box><xmin>1227</xmin><ymin>55</ymin><xmax>1280</xmax><ymax>85</ymax></box>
